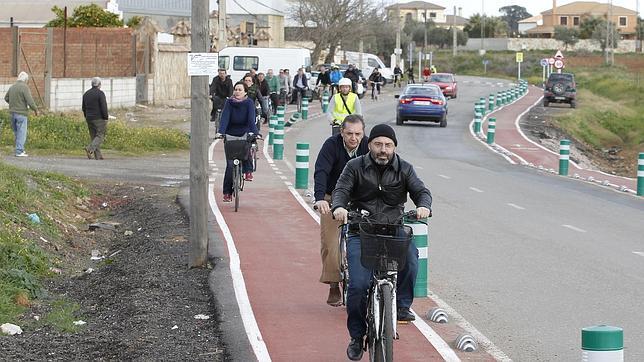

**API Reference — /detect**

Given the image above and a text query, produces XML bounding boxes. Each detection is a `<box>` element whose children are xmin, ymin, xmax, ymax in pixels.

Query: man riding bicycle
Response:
<box><xmin>292</xmin><ymin>68</ymin><xmax>308</xmax><ymax>107</ymax></box>
<box><xmin>326</xmin><ymin>78</ymin><xmax>362</xmax><ymax>130</ymax></box>
<box><xmin>209</xmin><ymin>69</ymin><xmax>233</xmax><ymax>122</ymax></box>
<box><xmin>368</xmin><ymin>67</ymin><xmax>384</xmax><ymax>100</ymax></box>
<box><xmin>331</xmin><ymin>124</ymin><xmax>432</xmax><ymax>361</ymax></box>
<box><xmin>329</xmin><ymin>65</ymin><xmax>342</xmax><ymax>95</ymax></box>
<box><xmin>393</xmin><ymin>65</ymin><xmax>403</xmax><ymax>88</ymax></box>
<box><xmin>314</xmin><ymin>115</ymin><xmax>369</xmax><ymax>307</ymax></box>
<box><xmin>316</xmin><ymin>65</ymin><xmax>332</xmax><ymax>98</ymax></box>
<box><xmin>266</xmin><ymin>69</ymin><xmax>280</xmax><ymax>115</ymax></box>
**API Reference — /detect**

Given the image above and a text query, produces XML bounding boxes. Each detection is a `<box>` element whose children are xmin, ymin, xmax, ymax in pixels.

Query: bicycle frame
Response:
<box><xmin>369</xmin><ymin>273</ymin><xmax>398</xmax><ymax>342</ymax></box>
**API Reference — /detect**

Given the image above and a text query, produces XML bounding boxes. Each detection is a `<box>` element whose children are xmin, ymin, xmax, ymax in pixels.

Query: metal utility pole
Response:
<box><xmin>423</xmin><ymin>11</ymin><xmax>428</xmax><ymax>67</ymax></box>
<box><xmin>218</xmin><ymin>0</ymin><xmax>226</xmax><ymax>51</ymax></box>
<box><xmin>189</xmin><ymin>0</ymin><xmax>210</xmax><ymax>268</ymax></box>
<box><xmin>480</xmin><ymin>0</ymin><xmax>485</xmax><ymax>53</ymax></box>
<box><xmin>452</xmin><ymin>6</ymin><xmax>457</xmax><ymax>56</ymax></box>
<box><xmin>395</xmin><ymin>5</ymin><xmax>401</xmax><ymax>67</ymax></box>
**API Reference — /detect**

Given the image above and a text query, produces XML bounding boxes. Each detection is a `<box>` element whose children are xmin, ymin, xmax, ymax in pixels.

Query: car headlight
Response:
<box><xmin>445</xmin><ymin>86</ymin><xmax>452</xmax><ymax>90</ymax></box>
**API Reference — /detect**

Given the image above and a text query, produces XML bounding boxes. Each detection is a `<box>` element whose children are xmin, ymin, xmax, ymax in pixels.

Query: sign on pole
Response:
<box><xmin>540</xmin><ymin>58</ymin><xmax>548</xmax><ymax>67</ymax></box>
<box><xmin>187</xmin><ymin>53</ymin><xmax>219</xmax><ymax>76</ymax></box>
<box><xmin>515</xmin><ymin>52</ymin><xmax>524</xmax><ymax>63</ymax></box>
<box><xmin>554</xmin><ymin>50</ymin><xmax>564</xmax><ymax>59</ymax></box>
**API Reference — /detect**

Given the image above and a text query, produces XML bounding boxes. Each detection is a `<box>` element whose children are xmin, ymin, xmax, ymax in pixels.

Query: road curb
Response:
<box><xmin>177</xmin><ymin>187</ymin><xmax>255</xmax><ymax>362</ymax></box>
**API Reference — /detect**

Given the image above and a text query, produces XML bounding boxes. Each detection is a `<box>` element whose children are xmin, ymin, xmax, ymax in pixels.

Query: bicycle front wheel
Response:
<box><xmin>233</xmin><ymin>164</ymin><xmax>241</xmax><ymax>212</ymax></box>
<box><xmin>338</xmin><ymin>229</ymin><xmax>349</xmax><ymax>306</ymax></box>
<box><xmin>372</xmin><ymin>283</ymin><xmax>394</xmax><ymax>362</ymax></box>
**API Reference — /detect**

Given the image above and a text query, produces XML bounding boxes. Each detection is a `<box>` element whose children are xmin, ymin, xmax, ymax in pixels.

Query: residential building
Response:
<box><xmin>385</xmin><ymin>1</ymin><xmax>468</xmax><ymax>30</ymax></box>
<box><xmin>518</xmin><ymin>14</ymin><xmax>543</xmax><ymax>34</ymax></box>
<box><xmin>526</xmin><ymin>1</ymin><xmax>639</xmax><ymax>39</ymax></box>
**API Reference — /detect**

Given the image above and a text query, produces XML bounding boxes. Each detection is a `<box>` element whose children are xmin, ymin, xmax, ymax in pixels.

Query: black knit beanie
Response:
<box><xmin>368</xmin><ymin>124</ymin><xmax>397</xmax><ymax>146</ymax></box>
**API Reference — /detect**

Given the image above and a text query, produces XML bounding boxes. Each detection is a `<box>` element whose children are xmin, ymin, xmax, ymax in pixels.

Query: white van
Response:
<box><xmin>338</xmin><ymin>51</ymin><xmax>393</xmax><ymax>83</ymax></box>
<box><xmin>216</xmin><ymin>47</ymin><xmax>312</xmax><ymax>83</ymax></box>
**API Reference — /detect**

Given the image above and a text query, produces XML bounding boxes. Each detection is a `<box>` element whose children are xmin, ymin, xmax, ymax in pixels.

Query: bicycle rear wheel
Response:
<box><xmin>233</xmin><ymin>163</ymin><xmax>241</xmax><ymax>212</ymax></box>
<box><xmin>371</xmin><ymin>283</ymin><xmax>394</xmax><ymax>362</ymax></box>
<box><xmin>338</xmin><ymin>229</ymin><xmax>349</xmax><ymax>306</ymax></box>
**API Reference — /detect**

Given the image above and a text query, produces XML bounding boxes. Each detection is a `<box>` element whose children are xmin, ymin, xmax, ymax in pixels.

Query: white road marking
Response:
<box><xmin>279</xmin><ymin>175</ymin><xmax>288</xmax><ymax>180</ymax></box>
<box><xmin>507</xmin><ymin>203</ymin><xmax>525</xmax><ymax>210</ymax></box>
<box><xmin>562</xmin><ymin>224</ymin><xmax>587</xmax><ymax>233</ymax></box>
<box><xmin>469</xmin><ymin>187</ymin><xmax>484</xmax><ymax>193</ymax></box>
<box><xmin>416</xmin><ymin>166</ymin><xmax>424</xmax><ymax>170</ymax></box>
<box><xmin>632</xmin><ymin>252</ymin><xmax>644</xmax><ymax>257</ymax></box>
<box><xmin>275</xmin><ymin>171</ymin><xmax>283</xmax><ymax>175</ymax></box>
<box><xmin>438</xmin><ymin>174</ymin><xmax>451</xmax><ymax>179</ymax></box>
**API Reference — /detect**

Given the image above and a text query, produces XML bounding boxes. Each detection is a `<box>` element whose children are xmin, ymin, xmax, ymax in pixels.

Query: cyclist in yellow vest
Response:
<box><xmin>327</xmin><ymin>78</ymin><xmax>362</xmax><ymax>128</ymax></box>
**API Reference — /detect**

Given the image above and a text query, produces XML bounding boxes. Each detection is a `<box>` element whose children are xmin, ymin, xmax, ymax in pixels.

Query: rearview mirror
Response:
<box><xmin>394</xmin><ymin>94</ymin><xmax>400</xmax><ymax>99</ymax></box>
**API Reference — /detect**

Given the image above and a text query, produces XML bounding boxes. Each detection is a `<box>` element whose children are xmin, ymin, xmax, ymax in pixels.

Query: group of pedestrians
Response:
<box><xmin>3</xmin><ymin>72</ymin><xmax>109</xmax><ymax>160</ymax></box>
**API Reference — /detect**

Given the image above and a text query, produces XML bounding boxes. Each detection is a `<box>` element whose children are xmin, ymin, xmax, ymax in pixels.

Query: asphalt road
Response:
<box><xmin>283</xmin><ymin>76</ymin><xmax>644</xmax><ymax>361</ymax></box>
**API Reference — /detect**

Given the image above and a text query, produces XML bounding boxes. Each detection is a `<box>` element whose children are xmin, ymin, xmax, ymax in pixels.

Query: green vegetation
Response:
<box><xmin>0</xmin><ymin>111</ymin><xmax>189</xmax><ymax>155</ymax></box>
<box><xmin>46</xmin><ymin>4</ymin><xmax>123</xmax><ymax>28</ymax></box>
<box><xmin>41</xmin><ymin>299</ymin><xmax>84</xmax><ymax>333</ymax></box>
<box><xmin>0</xmin><ymin>162</ymin><xmax>88</xmax><ymax>324</ymax></box>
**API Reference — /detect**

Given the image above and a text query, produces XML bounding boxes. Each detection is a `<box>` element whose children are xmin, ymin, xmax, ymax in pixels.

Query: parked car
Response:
<box><xmin>543</xmin><ymin>72</ymin><xmax>576</xmax><ymax>108</ymax></box>
<box><xmin>428</xmin><ymin>73</ymin><xmax>458</xmax><ymax>98</ymax></box>
<box><xmin>395</xmin><ymin>84</ymin><xmax>448</xmax><ymax>127</ymax></box>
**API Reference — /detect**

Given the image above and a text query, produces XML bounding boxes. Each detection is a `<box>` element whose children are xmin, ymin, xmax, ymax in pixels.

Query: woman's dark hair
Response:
<box><xmin>234</xmin><ymin>81</ymin><xmax>248</xmax><ymax>92</ymax></box>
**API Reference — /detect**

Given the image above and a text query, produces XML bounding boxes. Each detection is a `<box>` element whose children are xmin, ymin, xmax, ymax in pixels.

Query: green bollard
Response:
<box><xmin>487</xmin><ymin>117</ymin><xmax>496</xmax><ymax>144</ymax></box>
<box><xmin>582</xmin><ymin>325</ymin><xmax>623</xmax><ymax>361</ymax></box>
<box><xmin>268</xmin><ymin>115</ymin><xmax>277</xmax><ymax>146</ymax></box>
<box><xmin>322</xmin><ymin>90</ymin><xmax>329</xmax><ymax>113</ymax></box>
<box><xmin>301</xmin><ymin>97</ymin><xmax>309</xmax><ymax>120</ymax></box>
<box><xmin>295</xmin><ymin>143</ymin><xmax>309</xmax><ymax>189</ymax></box>
<box><xmin>405</xmin><ymin>217</ymin><xmax>429</xmax><ymax>298</ymax></box>
<box><xmin>277</xmin><ymin>105</ymin><xmax>285</xmax><ymax>125</ymax></box>
<box><xmin>559</xmin><ymin>139</ymin><xmax>570</xmax><ymax>176</ymax></box>
<box><xmin>479</xmin><ymin>97</ymin><xmax>487</xmax><ymax>115</ymax></box>
<box><xmin>273</xmin><ymin>120</ymin><xmax>284</xmax><ymax>160</ymax></box>
<box><xmin>496</xmin><ymin>93</ymin><xmax>502</xmax><ymax>107</ymax></box>
<box><xmin>488</xmin><ymin>94</ymin><xmax>495</xmax><ymax>111</ymax></box>
<box><xmin>638</xmin><ymin>153</ymin><xmax>644</xmax><ymax>196</ymax></box>
<box><xmin>474</xmin><ymin>114</ymin><xmax>482</xmax><ymax>133</ymax></box>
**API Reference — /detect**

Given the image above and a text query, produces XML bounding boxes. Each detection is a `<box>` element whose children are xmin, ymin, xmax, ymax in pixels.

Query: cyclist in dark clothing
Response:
<box><xmin>344</xmin><ymin>65</ymin><xmax>360</xmax><ymax>94</ymax></box>
<box><xmin>406</xmin><ymin>67</ymin><xmax>415</xmax><ymax>84</ymax></box>
<box><xmin>210</xmin><ymin>69</ymin><xmax>234</xmax><ymax>122</ymax></box>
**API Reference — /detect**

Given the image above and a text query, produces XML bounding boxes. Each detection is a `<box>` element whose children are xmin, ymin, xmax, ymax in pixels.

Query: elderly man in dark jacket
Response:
<box><xmin>332</xmin><ymin>123</ymin><xmax>432</xmax><ymax>361</ymax></box>
<box><xmin>210</xmin><ymin>69</ymin><xmax>233</xmax><ymax>122</ymax></box>
<box><xmin>82</xmin><ymin>77</ymin><xmax>109</xmax><ymax>160</ymax></box>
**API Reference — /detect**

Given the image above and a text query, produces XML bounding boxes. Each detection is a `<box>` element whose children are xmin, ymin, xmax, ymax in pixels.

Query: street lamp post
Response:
<box><xmin>423</xmin><ymin>11</ymin><xmax>427</xmax><ymax>67</ymax></box>
<box><xmin>480</xmin><ymin>0</ymin><xmax>485</xmax><ymax>55</ymax></box>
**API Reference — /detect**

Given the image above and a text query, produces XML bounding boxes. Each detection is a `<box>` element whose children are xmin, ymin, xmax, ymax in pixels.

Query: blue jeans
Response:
<box><xmin>346</xmin><ymin>233</ymin><xmax>418</xmax><ymax>339</ymax></box>
<box><xmin>10</xmin><ymin>113</ymin><xmax>28</xmax><ymax>155</ymax></box>
<box><xmin>222</xmin><ymin>159</ymin><xmax>253</xmax><ymax>195</ymax></box>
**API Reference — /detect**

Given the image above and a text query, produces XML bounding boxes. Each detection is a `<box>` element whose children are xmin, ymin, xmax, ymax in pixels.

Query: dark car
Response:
<box><xmin>544</xmin><ymin>72</ymin><xmax>576</xmax><ymax>108</ymax></box>
<box><xmin>395</xmin><ymin>84</ymin><xmax>448</xmax><ymax>127</ymax></box>
<box><xmin>428</xmin><ymin>73</ymin><xmax>458</xmax><ymax>98</ymax></box>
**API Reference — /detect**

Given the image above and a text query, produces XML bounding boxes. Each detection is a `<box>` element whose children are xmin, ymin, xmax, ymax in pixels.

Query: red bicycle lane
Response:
<box><xmin>209</xmin><ymin>140</ymin><xmax>444</xmax><ymax>361</ymax></box>
<box><xmin>481</xmin><ymin>85</ymin><xmax>637</xmax><ymax>192</ymax></box>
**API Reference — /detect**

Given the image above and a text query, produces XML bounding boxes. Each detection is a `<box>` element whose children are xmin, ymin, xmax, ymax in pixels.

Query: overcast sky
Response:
<box><xmin>387</xmin><ymin>0</ymin><xmax>640</xmax><ymax>18</ymax></box>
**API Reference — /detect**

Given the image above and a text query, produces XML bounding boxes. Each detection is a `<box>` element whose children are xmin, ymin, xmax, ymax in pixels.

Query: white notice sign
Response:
<box><xmin>187</xmin><ymin>53</ymin><xmax>218</xmax><ymax>76</ymax></box>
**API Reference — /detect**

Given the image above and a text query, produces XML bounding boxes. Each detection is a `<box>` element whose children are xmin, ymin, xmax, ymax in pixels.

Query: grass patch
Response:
<box><xmin>41</xmin><ymin>299</ymin><xmax>84</xmax><ymax>333</ymax></box>
<box><xmin>0</xmin><ymin>162</ymin><xmax>90</xmax><ymax>324</ymax></box>
<box><xmin>0</xmin><ymin>111</ymin><xmax>189</xmax><ymax>155</ymax></box>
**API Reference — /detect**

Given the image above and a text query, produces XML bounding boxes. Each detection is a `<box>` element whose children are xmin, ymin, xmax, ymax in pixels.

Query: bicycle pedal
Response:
<box><xmin>397</xmin><ymin>320</ymin><xmax>411</xmax><ymax>325</ymax></box>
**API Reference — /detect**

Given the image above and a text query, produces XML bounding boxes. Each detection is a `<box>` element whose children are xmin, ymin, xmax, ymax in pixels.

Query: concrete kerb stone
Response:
<box><xmin>176</xmin><ymin>187</ymin><xmax>256</xmax><ymax>362</ymax></box>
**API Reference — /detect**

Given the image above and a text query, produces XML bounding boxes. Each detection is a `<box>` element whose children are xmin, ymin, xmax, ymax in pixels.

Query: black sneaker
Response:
<box><xmin>346</xmin><ymin>337</ymin><xmax>364</xmax><ymax>361</ymax></box>
<box><xmin>397</xmin><ymin>307</ymin><xmax>415</xmax><ymax>322</ymax></box>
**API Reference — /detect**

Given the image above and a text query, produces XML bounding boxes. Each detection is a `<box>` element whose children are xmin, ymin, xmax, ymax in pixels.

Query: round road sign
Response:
<box><xmin>554</xmin><ymin>59</ymin><xmax>564</xmax><ymax>69</ymax></box>
<box><xmin>548</xmin><ymin>57</ymin><xmax>556</xmax><ymax>65</ymax></box>
<box><xmin>540</xmin><ymin>58</ymin><xmax>548</xmax><ymax>66</ymax></box>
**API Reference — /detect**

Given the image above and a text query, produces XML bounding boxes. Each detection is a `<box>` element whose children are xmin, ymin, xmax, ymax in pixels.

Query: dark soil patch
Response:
<box><xmin>0</xmin><ymin>184</ymin><xmax>226</xmax><ymax>361</ymax></box>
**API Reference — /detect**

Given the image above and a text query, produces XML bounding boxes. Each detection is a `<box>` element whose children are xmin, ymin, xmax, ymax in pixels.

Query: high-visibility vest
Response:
<box><xmin>331</xmin><ymin>92</ymin><xmax>357</xmax><ymax>124</ymax></box>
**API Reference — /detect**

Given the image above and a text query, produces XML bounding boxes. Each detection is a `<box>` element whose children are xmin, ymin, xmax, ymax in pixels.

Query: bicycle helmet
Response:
<box><xmin>338</xmin><ymin>78</ymin><xmax>352</xmax><ymax>87</ymax></box>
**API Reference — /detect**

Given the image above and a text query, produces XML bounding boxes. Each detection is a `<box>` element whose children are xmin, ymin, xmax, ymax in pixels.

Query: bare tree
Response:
<box><xmin>288</xmin><ymin>0</ymin><xmax>375</xmax><ymax>64</ymax></box>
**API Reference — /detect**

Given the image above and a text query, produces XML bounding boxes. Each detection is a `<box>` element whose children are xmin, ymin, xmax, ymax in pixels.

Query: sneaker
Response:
<box><xmin>326</xmin><ymin>283</ymin><xmax>342</xmax><ymax>307</ymax></box>
<box><xmin>346</xmin><ymin>337</ymin><xmax>364</xmax><ymax>361</ymax></box>
<box><xmin>244</xmin><ymin>172</ymin><xmax>253</xmax><ymax>181</ymax></box>
<box><xmin>397</xmin><ymin>307</ymin><xmax>415</xmax><ymax>322</ymax></box>
<box><xmin>222</xmin><ymin>194</ymin><xmax>232</xmax><ymax>202</ymax></box>
<box><xmin>15</xmin><ymin>152</ymin><xmax>28</xmax><ymax>157</ymax></box>
<box><xmin>84</xmin><ymin>148</ymin><xmax>94</xmax><ymax>159</ymax></box>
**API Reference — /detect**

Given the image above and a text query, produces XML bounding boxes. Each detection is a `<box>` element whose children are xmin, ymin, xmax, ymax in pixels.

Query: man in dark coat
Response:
<box><xmin>210</xmin><ymin>69</ymin><xmax>233</xmax><ymax>122</ymax></box>
<box><xmin>82</xmin><ymin>77</ymin><xmax>109</xmax><ymax>160</ymax></box>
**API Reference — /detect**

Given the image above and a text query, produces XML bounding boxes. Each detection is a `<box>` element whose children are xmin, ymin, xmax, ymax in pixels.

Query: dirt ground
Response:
<box><xmin>0</xmin><ymin>184</ymin><xmax>226</xmax><ymax>361</ymax></box>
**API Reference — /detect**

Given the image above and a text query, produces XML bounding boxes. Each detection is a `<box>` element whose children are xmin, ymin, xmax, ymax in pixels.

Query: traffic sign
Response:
<box><xmin>515</xmin><ymin>52</ymin><xmax>523</xmax><ymax>63</ymax></box>
<box><xmin>554</xmin><ymin>59</ymin><xmax>565</xmax><ymax>69</ymax></box>
<box><xmin>394</xmin><ymin>48</ymin><xmax>402</xmax><ymax>55</ymax></box>
<box><xmin>548</xmin><ymin>57</ymin><xmax>556</xmax><ymax>65</ymax></box>
<box><xmin>540</xmin><ymin>58</ymin><xmax>549</xmax><ymax>67</ymax></box>
<box><xmin>554</xmin><ymin>50</ymin><xmax>564</xmax><ymax>59</ymax></box>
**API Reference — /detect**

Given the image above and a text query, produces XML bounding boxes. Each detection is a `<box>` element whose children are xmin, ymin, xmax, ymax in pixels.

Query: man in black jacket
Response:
<box><xmin>313</xmin><ymin>115</ymin><xmax>369</xmax><ymax>307</ymax></box>
<box><xmin>343</xmin><ymin>64</ymin><xmax>360</xmax><ymax>93</ymax></box>
<box><xmin>332</xmin><ymin>124</ymin><xmax>432</xmax><ymax>361</ymax></box>
<box><xmin>210</xmin><ymin>69</ymin><xmax>233</xmax><ymax>122</ymax></box>
<box><xmin>82</xmin><ymin>77</ymin><xmax>109</xmax><ymax>160</ymax></box>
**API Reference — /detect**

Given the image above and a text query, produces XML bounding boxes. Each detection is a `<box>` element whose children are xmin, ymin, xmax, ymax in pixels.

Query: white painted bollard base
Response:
<box><xmin>582</xmin><ymin>350</ymin><xmax>623</xmax><ymax>362</ymax></box>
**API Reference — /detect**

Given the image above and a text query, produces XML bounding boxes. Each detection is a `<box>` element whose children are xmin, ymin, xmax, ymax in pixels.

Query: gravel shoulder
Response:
<box><xmin>0</xmin><ymin>184</ymin><xmax>226</xmax><ymax>361</ymax></box>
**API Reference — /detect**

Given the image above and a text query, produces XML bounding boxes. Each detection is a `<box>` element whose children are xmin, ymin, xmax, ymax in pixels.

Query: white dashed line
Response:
<box><xmin>562</xmin><ymin>224</ymin><xmax>587</xmax><ymax>233</ymax></box>
<box><xmin>507</xmin><ymin>203</ymin><xmax>525</xmax><ymax>210</ymax></box>
<box><xmin>633</xmin><ymin>252</ymin><xmax>644</xmax><ymax>257</ymax></box>
<box><xmin>438</xmin><ymin>174</ymin><xmax>451</xmax><ymax>179</ymax></box>
<box><xmin>469</xmin><ymin>187</ymin><xmax>484</xmax><ymax>193</ymax></box>
<box><xmin>275</xmin><ymin>171</ymin><xmax>283</xmax><ymax>175</ymax></box>
<box><xmin>279</xmin><ymin>176</ymin><xmax>288</xmax><ymax>180</ymax></box>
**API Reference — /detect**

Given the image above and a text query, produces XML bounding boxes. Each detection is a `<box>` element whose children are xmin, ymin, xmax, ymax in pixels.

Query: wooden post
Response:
<box><xmin>143</xmin><ymin>33</ymin><xmax>150</xmax><ymax>103</ymax></box>
<box><xmin>131</xmin><ymin>33</ymin><xmax>137</xmax><ymax>76</ymax></box>
<box><xmin>189</xmin><ymin>0</ymin><xmax>210</xmax><ymax>268</ymax></box>
<box><xmin>11</xmin><ymin>26</ymin><xmax>19</xmax><ymax>76</ymax></box>
<box><xmin>44</xmin><ymin>28</ymin><xmax>53</xmax><ymax>110</ymax></box>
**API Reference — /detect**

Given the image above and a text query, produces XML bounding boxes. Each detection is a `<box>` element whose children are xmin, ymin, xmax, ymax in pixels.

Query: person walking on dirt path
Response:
<box><xmin>4</xmin><ymin>71</ymin><xmax>38</xmax><ymax>157</ymax></box>
<box><xmin>331</xmin><ymin>124</ymin><xmax>432</xmax><ymax>360</ymax></box>
<box><xmin>209</xmin><ymin>69</ymin><xmax>233</xmax><ymax>122</ymax></box>
<box><xmin>313</xmin><ymin>115</ymin><xmax>369</xmax><ymax>307</ymax></box>
<box><xmin>216</xmin><ymin>81</ymin><xmax>259</xmax><ymax>202</ymax></box>
<box><xmin>82</xmin><ymin>77</ymin><xmax>109</xmax><ymax>160</ymax></box>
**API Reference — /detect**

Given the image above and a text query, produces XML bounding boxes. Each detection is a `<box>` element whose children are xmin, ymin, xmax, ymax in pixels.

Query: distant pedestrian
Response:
<box><xmin>406</xmin><ymin>67</ymin><xmax>415</xmax><ymax>84</ymax></box>
<box><xmin>3</xmin><ymin>71</ymin><xmax>38</xmax><ymax>157</ymax></box>
<box><xmin>82</xmin><ymin>77</ymin><xmax>109</xmax><ymax>160</ymax></box>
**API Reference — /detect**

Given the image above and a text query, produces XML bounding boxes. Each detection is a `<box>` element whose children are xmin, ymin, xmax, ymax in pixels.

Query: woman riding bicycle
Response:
<box><xmin>326</xmin><ymin>78</ymin><xmax>362</xmax><ymax>135</ymax></box>
<box><xmin>216</xmin><ymin>81</ymin><xmax>259</xmax><ymax>203</ymax></box>
<box><xmin>331</xmin><ymin>124</ymin><xmax>432</xmax><ymax>361</ymax></box>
